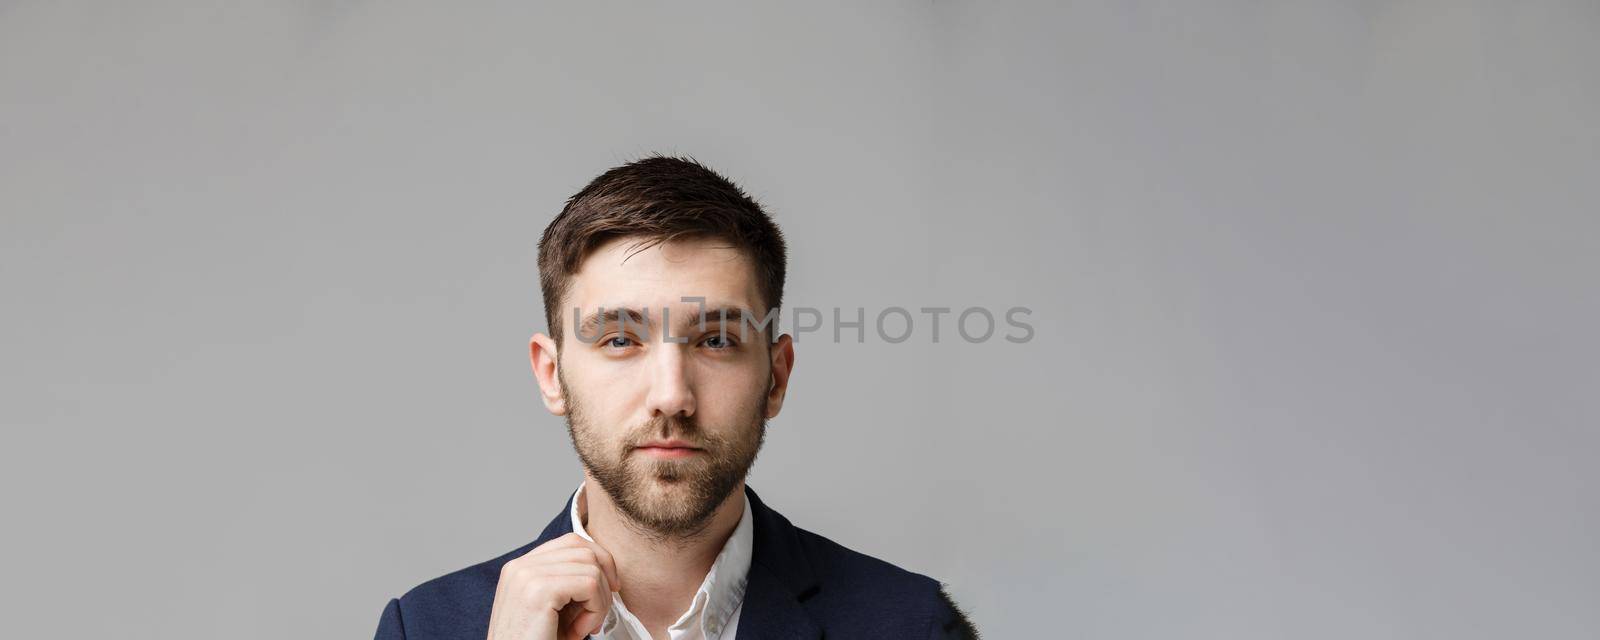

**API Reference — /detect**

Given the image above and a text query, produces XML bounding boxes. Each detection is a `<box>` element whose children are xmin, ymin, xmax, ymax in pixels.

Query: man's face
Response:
<box><xmin>551</xmin><ymin>236</ymin><xmax>778</xmax><ymax>538</ymax></box>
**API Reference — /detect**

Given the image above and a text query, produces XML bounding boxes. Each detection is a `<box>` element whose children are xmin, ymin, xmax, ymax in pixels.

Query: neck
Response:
<box><xmin>578</xmin><ymin>473</ymin><xmax>746</xmax><ymax>631</ymax></box>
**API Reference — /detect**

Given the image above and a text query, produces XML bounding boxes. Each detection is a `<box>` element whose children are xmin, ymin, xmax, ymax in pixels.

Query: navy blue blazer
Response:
<box><xmin>374</xmin><ymin>484</ymin><xmax>978</xmax><ymax>639</ymax></box>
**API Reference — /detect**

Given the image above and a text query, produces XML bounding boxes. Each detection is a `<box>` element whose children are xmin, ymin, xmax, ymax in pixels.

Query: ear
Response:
<box><xmin>529</xmin><ymin>332</ymin><xmax>567</xmax><ymax>415</ymax></box>
<box><xmin>765</xmin><ymin>333</ymin><xmax>795</xmax><ymax>419</ymax></box>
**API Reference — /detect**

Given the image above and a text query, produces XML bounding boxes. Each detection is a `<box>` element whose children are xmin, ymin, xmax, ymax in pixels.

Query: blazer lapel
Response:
<box><xmin>733</xmin><ymin>485</ymin><xmax>823</xmax><ymax>640</ymax></box>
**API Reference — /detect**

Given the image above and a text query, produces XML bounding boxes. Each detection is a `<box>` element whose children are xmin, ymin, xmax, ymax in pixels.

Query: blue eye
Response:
<box><xmin>604</xmin><ymin>336</ymin><xmax>636</xmax><ymax>349</ymax></box>
<box><xmin>703</xmin><ymin>335</ymin><xmax>735</xmax><ymax>349</ymax></box>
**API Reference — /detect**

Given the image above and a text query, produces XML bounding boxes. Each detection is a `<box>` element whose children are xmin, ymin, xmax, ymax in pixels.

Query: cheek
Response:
<box><xmin>566</xmin><ymin>361</ymin><xmax>645</xmax><ymax>417</ymax></box>
<box><xmin>694</xmin><ymin>368</ymin><xmax>770</xmax><ymax>418</ymax></box>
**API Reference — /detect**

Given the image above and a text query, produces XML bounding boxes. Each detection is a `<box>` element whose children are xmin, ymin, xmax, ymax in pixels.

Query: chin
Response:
<box><xmin>643</xmin><ymin>473</ymin><xmax>692</xmax><ymax>493</ymax></box>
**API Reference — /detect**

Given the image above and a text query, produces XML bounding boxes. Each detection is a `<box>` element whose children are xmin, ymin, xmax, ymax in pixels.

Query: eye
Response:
<box><xmin>701</xmin><ymin>334</ymin><xmax>737</xmax><ymax>350</ymax></box>
<box><xmin>602</xmin><ymin>335</ymin><xmax>637</xmax><ymax>350</ymax></box>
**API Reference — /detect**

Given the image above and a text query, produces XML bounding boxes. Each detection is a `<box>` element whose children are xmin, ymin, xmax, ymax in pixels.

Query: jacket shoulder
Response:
<box><xmin>789</xmin><ymin>526</ymin><xmax>976</xmax><ymax>637</ymax></box>
<box><xmin>793</xmin><ymin>525</ymin><xmax>941</xmax><ymax>593</ymax></box>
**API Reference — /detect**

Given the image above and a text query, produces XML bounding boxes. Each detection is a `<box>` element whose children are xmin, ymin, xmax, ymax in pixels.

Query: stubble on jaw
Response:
<box><xmin>559</xmin><ymin>366</ymin><xmax>768</xmax><ymax>547</ymax></box>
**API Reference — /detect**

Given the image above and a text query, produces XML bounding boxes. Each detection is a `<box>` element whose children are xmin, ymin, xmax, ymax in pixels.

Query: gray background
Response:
<box><xmin>2</xmin><ymin>2</ymin><xmax>1596</xmax><ymax>638</ymax></box>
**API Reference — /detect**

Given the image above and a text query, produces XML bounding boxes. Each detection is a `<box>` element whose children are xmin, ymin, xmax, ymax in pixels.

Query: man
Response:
<box><xmin>374</xmin><ymin>155</ymin><xmax>979</xmax><ymax>639</ymax></box>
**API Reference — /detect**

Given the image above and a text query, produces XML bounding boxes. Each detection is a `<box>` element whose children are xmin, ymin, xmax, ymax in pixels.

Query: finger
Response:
<box><xmin>542</xmin><ymin>561</ymin><xmax>613</xmax><ymax>600</ymax></box>
<box><xmin>518</xmin><ymin>534</ymin><xmax>621</xmax><ymax>594</ymax></box>
<box><xmin>501</xmin><ymin>534</ymin><xmax>584</xmax><ymax>580</ymax></box>
<box><xmin>545</xmin><ymin>573</ymin><xmax>611</xmax><ymax>639</ymax></box>
<box><xmin>531</xmin><ymin>547</ymin><xmax>620</xmax><ymax>593</ymax></box>
<box><xmin>548</xmin><ymin>534</ymin><xmax>619</xmax><ymax>592</ymax></box>
<box><xmin>525</xmin><ymin>532</ymin><xmax>592</xmax><ymax>558</ymax></box>
<box><xmin>560</xmin><ymin>601</ymin><xmax>601</xmax><ymax>640</ymax></box>
<box><xmin>570</xmin><ymin>538</ymin><xmax>621</xmax><ymax>592</ymax></box>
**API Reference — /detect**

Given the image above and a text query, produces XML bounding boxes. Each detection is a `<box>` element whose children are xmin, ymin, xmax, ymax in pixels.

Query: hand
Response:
<box><xmin>486</xmin><ymin>533</ymin><xmax>622</xmax><ymax>640</ymax></box>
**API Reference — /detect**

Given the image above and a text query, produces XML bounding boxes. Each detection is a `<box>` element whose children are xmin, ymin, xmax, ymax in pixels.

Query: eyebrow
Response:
<box><xmin>694</xmin><ymin>306</ymin><xmax>758</xmax><ymax>328</ymax></box>
<box><xmin>577</xmin><ymin>307</ymin><xmax>650</xmax><ymax>338</ymax></box>
<box><xmin>575</xmin><ymin>305</ymin><xmax>762</xmax><ymax>340</ymax></box>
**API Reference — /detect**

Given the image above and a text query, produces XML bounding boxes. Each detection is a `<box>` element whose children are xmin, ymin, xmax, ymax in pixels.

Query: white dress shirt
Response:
<box><xmin>570</xmin><ymin>481</ymin><xmax>753</xmax><ymax>640</ymax></box>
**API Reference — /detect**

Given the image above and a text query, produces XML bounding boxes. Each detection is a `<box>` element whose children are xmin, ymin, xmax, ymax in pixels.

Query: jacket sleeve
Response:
<box><xmin>928</xmin><ymin>585</ymin><xmax>981</xmax><ymax>639</ymax></box>
<box><xmin>375</xmin><ymin>597</ymin><xmax>407</xmax><ymax>640</ymax></box>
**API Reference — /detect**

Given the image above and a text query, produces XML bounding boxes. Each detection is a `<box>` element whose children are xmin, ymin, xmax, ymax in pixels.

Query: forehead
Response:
<box><xmin>565</xmin><ymin>235</ymin><xmax>763</xmax><ymax>311</ymax></box>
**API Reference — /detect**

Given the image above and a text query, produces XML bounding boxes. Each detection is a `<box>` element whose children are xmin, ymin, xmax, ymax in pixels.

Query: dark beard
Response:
<box><xmin>560</xmin><ymin>368</ymin><xmax>767</xmax><ymax>543</ymax></box>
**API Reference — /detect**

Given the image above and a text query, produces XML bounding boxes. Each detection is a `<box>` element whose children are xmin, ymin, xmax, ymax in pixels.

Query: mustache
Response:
<box><xmin>627</xmin><ymin>414</ymin><xmax>707</xmax><ymax>448</ymax></box>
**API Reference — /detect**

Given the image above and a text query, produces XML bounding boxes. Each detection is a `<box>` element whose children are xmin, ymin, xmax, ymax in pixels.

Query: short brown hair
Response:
<box><xmin>537</xmin><ymin>154</ymin><xmax>787</xmax><ymax>345</ymax></box>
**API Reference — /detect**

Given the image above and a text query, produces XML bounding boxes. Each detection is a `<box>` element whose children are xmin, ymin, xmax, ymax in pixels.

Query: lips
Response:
<box><xmin>633</xmin><ymin>438</ymin><xmax>697</xmax><ymax>448</ymax></box>
<box><xmin>634</xmin><ymin>440</ymin><xmax>704</xmax><ymax>459</ymax></box>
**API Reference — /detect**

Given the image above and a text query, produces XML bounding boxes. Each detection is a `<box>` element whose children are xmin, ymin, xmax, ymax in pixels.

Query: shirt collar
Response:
<box><xmin>569</xmin><ymin>480</ymin><xmax>754</xmax><ymax>638</ymax></box>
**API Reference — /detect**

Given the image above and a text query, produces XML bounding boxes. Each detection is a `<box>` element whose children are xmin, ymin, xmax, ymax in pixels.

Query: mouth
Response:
<box><xmin>633</xmin><ymin>440</ymin><xmax>704</xmax><ymax>459</ymax></box>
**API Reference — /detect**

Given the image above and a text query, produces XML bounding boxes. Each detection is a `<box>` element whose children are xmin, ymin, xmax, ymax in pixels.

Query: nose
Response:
<box><xmin>643</xmin><ymin>343</ymin><xmax>696</xmax><ymax>420</ymax></box>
